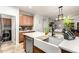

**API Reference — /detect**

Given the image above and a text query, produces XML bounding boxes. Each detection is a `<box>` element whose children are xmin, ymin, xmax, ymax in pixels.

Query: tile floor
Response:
<box><xmin>0</xmin><ymin>41</ymin><xmax>25</xmax><ymax>53</ymax></box>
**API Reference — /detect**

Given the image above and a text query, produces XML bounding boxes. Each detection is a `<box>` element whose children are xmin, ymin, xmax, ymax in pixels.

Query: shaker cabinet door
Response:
<box><xmin>27</xmin><ymin>16</ymin><xmax>33</xmax><ymax>26</ymax></box>
<box><xmin>19</xmin><ymin>15</ymin><xmax>33</xmax><ymax>26</ymax></box>
<box><xmin>19</xmin><ymin>15</ymin><xmax>23</xmax><ymax>26</ymax></box>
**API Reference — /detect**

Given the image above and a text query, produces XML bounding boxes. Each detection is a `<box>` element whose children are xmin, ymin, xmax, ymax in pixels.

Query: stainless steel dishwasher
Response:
<box><xmin>25</xmin><ymin>36</ymin><xmax>34</xmax><ymax>53</ymax></box>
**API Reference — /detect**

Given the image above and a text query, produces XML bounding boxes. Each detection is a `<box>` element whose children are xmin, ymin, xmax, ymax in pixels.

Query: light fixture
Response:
<box><xmin>58</xmin><ymin>6</ymin><xmax>63</xmax><ymax>20</ymax></box>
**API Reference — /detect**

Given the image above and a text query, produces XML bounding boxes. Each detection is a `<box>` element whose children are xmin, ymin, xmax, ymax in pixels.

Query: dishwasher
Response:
<box><xmin>25</xmin><ymin>36</ymin><xmax>34</xmax><ymax>53</ymax></box>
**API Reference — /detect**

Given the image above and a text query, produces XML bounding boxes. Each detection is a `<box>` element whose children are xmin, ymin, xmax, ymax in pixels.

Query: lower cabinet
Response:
<box><xmin>61</xmin><ymin>49</ymin><xmax>71</xmax><ymax>53</ymax></box>
<box><xmin>19</xmin><ymin>32</ymin><xmax>25</xmax><ymax>43</ymax></box>
<box><xmin>19</xmin><ymin>32</ymin><xmax>26</xmax><ymax>51</ymax></box>
<box><xmin>75</xmin><ymin>32</ymin><xmax>79</xmax><ymax>36</ymax></box>
<box><xmin>24</xmin><ymin>35</ymin><xmax>26</xmax><ymax>51</ymax></box>
<box><xmin>33</xmin><ymin>46</ymin><xmax>45</xmax><ymax>53</ymax></box>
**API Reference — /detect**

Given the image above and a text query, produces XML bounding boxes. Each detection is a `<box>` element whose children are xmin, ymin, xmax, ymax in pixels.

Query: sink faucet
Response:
<box><xmin>49</xmin><ymin>22</ymin><xmax>55</xmax><ymax>36</ymax></box>
<box><xmin>52</xmin><ymin>26</ymin><xmax>54</xmax><ymax>36</ymax></box>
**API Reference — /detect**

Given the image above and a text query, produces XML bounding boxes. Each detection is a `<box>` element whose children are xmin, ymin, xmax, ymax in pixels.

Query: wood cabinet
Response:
<box><xmin>28</xmin><ymin>16</ymin><xmax>33</xmax><ymax>26</ymax></box>
<box><xmin>33</xmin><ymin>46</ymin><xmax>45</xmax><ymax>53</ymax></box>
<box><xmin>75</xmin><ymin>32</ymin><xmax>79</xmax><ymax>36</ymax></box>
<box><xmin>19</xmin><ymin>15</ymin><xmax>23</xmax><ymax>26</ymax></box>
<box><xmin>19</xmin><ymin>32</ymin><xmax>26</xmax><ymax>51</ymax></box>
<box><xmin>19</xmin><ymin>15</ymin><xmax>33</xmax><ymax>26</ymax></box>
<box><xmin>19</xmin><ymin>32</ymin><xmax>25</xmax><ymax>43</ymax></box>
<box><xmin>24</xmin><ymin>36</ymin><xmax>26</xmax><ymax>51</ymax></box>
<box><xmin>3</xmin><ymin>18</ymin><xmax>11</xmax><ymax>26</ymax></box>
<box><xmin>19</xmin><ymin>32</ymin><xmax>45</xmax><ymax>53</ymax></box>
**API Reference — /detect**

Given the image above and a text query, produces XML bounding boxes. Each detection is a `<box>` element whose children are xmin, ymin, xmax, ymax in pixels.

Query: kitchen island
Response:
<box><xmin>23</xmin><ymin>31</ymin><xmax>79</xmax><ymax>53</ymax></box>
<box><xmin>59</xmin><ymin>37</ymin><xmax>79</xmax><ymax>53</ymax></box>
<box><xmin>23</xmin><ymin>32</ymin><xmax>62</xmax><ymax>53</ymax></box>
<box><xmin>23</xmin><ymin>32</ymin><xmax>45</xmax><ymax>53</ymax></box>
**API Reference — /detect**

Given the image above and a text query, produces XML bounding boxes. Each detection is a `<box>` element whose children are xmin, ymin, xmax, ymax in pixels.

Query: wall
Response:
<box><xmin>43</xmin><ymin>17</ymin><xmax>49</xmax><ymax>30</ymax></box>
<box><xmin>33</xmin><ymin>14</ymin><xmax>51</xmax><ymax>32</ymax></box>
<box><xmin>73</xmin><ymin>15</ymin><xmax>79</xmax><ymax>29</ymax></box>
<box><xmin>33</xmin><ymin>14</ymin><xmax>79</xmax><ymax>32</ymax></box>
<box><xmin>54</xmin><ymin>15</ymin><xmax>79</xmax><ymax>30</ymax></box>
<box><xmin>11</xmin><ymin>17</ymin><xmax>16</xmax><ymax>44</ymax></box>
<box><xmin>0</xmin><ymin>7</ymin><xmax>19</xmax><ymax>45</ymax></box>
<box><xmin>33</xmin><ymin>14</ymin><xmax>44</xmax><ymax>32</ymax></box>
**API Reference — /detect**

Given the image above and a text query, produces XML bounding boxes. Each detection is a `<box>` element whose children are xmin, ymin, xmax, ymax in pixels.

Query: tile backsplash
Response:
<box><xmin>19</xmin><ymin>26</ymin><xmax>33</xmax><ymax>30</ymax></box>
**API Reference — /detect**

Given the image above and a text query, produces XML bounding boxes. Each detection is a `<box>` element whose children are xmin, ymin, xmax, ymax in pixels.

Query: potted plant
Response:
<box><xmin>44</xmin><ymin>25</ymin><xmax>49</xmax><ymax>35</ymax></box>
<box><xmin>63</xmin><ymin>16</ymin><xmax>73</xmax><ymax>31</ymax></box>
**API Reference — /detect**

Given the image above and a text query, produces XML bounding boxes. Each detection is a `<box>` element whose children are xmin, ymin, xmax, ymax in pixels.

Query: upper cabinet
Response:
<box><xmin>28</xmin><ymin>16</ymin><xmax>33</xmax><ymax>26</ymax></box>
<box><xmin>19</xmin><ymin>15</ymin><xmax>33</xmax><ymax>26</ymax></box>
<box><xmin>3</xmin><ymin>18</ymin><xmax>11</xmax><ymax>26</ymax></box>
<box><xmin>19</xmin><ymin>15</ymin><xmax>23</xmax><ymax>26</ymax></box>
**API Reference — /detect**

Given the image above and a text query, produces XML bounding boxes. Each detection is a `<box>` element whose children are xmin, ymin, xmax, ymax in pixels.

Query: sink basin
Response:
<box><xmin>34</xmin><ymin>35</ymin><xmax>64</xmax><ymax>53</ymax></box>
<box><xmin>43</xmin><ymin>36</ymin><xmax>64</xmax><ymax>45</ymax></box>
<box><xmin>36</xmin><ymin>35</ymin><xmax>49</xmax><ymax>40</ymax></box>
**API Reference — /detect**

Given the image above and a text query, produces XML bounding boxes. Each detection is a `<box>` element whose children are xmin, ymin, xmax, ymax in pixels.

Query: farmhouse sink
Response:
<box><xmin>43</xmin><ymin>35</ymin><xmax>64</xmax><ymax>45</ymax></box>
<box><xmin>34</xmin><ymin>34</ymin><xmax>64</xmax><ymax>53</ymax></box>
<box><xmin>36</xmin><ymin>35</ymin><xmax>49</xmax><ymax>41</ymax></box>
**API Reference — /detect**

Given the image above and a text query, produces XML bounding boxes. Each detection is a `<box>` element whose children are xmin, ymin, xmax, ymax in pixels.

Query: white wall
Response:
<box><xmin>0</xmin><ymin>7</ymin><xmax>19</xmax><ymax>45</ymax></box>
<box><xmin>33</xmin><ymin>14</ymin><xmax>44</xmax><ymax>32</ymax></box>
<box><xmin>33</xmin><ymin>14</ymin><xmax>79</xmax><ymax>32</ymax></box>
<box><xmin>43</xmin><ymin>17</ymin><xmax>49</xmax><ymax>29</ymax></box>
<box><xmin>12</xmin><ymin>17</ymin><xmax>16</xmax><ymax>44</ymax></box>
<box><xmin>33</xmin><ymin>14</ymin><xmax>52</xmax><ymax>32</ymax></box>
<box><xmin>73</xmin><ymin>15</ymin><xmax>79</xmax><ymax>29</ymax></box>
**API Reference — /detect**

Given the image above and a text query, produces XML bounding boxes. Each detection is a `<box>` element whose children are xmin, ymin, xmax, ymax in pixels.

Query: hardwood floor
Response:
<box><xmin>0</xmin><ymin>41</ymin><xmax>25</xmax><ymax>53</ymax></box>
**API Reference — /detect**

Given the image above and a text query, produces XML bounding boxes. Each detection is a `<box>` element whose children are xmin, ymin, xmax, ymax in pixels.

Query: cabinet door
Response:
<box><xmin>22</xmin><ymin>15</ymin><xmax>26</xmax><ymax>26</ymax></box>
<box><xmin>29</xmin><ymin>16</ymin><xmax>33</xmax><ymax>26</ymax></box>
<box><xmin>33</xmin><ymin>46</ymin><xmax>45</xmax><ymax>53</ymax></box>
<box><xmin>19</xmin><ymin>15</ymin><xmax>23</xmax><ymax>26</ymax></box>
<box><xmin>20</xmin><ymin>15</ymin><xmax>27</xmax><ymax>26</ymax></box>
<box><xmin>6</xmin><ymin>19</ymin><xmax>11</xmax><ymax>25</ymax></box>
<box><xmin>3</xmin><ymin>18</ymin><xmax>11</xmax><ymax>26</ymax></box>
<box><xmin>3</xmin><ymin>18</ymin><xmax>6</xmax><ymax>25</ymax></box>
<box><xmin>19</xmin><ymin>15</ymin><xmax>33</xmax><ymax>26</ymax></box>
<box><xmin>19</xmin><ymin>32</ymin><xmax>24</xmax><ymax>43</ymax></box>
<box><xmin>24</xmin><ymin>36</ymin><xmax>26</xmax><ymax>51</ymax></box>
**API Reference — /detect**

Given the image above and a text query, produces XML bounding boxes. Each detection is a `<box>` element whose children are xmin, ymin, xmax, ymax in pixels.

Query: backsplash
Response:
<box><xmin>19</xmin><ymin>26</ymin><xmax>33</xmax><ymax>30</ymax></box>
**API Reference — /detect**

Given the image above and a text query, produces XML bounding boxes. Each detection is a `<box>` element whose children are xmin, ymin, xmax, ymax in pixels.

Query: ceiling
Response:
<box><xmin>16</xmin><ymin>6</ymin><xmax>79</xmax><ymax>19</ymax></box>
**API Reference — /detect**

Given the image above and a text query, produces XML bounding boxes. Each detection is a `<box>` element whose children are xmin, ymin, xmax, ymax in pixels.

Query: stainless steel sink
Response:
<box><xmin>43</xmin><ymin>36</ymin><xmax>64</xmax><ymax>45</ymax></box>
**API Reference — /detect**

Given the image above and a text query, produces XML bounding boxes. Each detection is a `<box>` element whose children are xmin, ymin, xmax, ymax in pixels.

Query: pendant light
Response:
<box><xmin>58</xmin><ymin>6</ymin><xmax>63</xmax><ymax>20</ymax></box>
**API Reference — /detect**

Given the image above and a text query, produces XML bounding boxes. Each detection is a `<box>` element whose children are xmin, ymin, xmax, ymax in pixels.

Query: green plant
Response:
<box><xmin>63</xmin><ymin>16</ymin><xmax>73</xmax><ymax>30</ymax></box>
<box><xmin>44</xmin><ymin>25</ymin><xmax>49</xmax><ymax>33</ymax></box>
